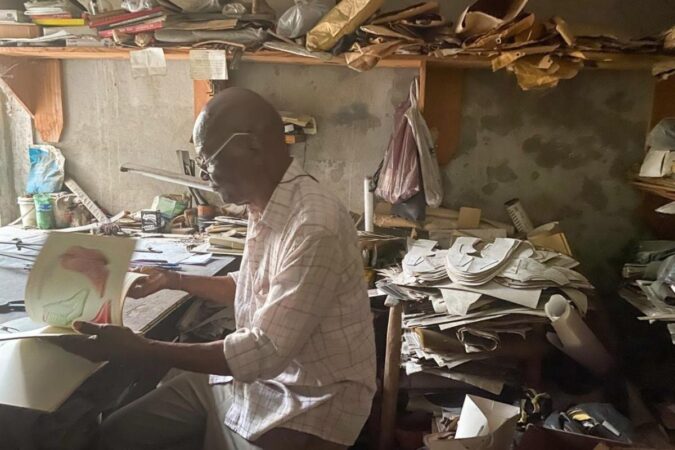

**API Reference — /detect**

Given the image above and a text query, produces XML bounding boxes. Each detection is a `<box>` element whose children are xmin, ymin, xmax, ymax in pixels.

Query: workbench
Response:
<box><xmin>0</xmin><ymin>225</ymin><xmax>239</xmax><ymax>449</ymax></box>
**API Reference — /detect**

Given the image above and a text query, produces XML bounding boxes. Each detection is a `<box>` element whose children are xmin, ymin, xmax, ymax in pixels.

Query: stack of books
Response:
<box><xmin>24</xmin><ymin>0</ymin><xmax>85</xmax><ymax>25</ymax></box>
<box><xmin>87</xmin><ymin>7</ymin><xmax>165</xmax><ymax>38</ymax></box>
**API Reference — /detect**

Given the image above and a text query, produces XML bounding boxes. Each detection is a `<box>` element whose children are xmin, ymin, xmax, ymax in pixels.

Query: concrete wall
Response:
<box><xmin>1</xmin><ymin>0</ymin><xmax>675</xmax><ymax>289</ymax></box>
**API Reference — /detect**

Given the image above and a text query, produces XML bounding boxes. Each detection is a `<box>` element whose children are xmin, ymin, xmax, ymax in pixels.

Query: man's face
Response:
<box><xmin>194</xmin><ymin>113</ymin><xmax>258</xmax><ymax>205</ymax></box>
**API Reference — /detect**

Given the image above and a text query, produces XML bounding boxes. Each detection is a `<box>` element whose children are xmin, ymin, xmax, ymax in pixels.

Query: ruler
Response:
<box><xmin>64</xmin><ymin>178</ymin><xmax>109</xmax><ymax>223</ymax></box>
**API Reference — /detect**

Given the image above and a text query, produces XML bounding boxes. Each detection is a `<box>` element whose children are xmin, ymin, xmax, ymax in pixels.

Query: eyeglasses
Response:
<box><xmin>196</xmin><ymin>132</ymin><xmax>253</xmax><ymax>181</ymax></box>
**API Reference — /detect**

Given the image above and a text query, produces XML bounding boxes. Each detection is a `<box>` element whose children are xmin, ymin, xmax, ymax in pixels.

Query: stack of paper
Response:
<box><xmin>378</xmin><ymin>237</ymin><xmax>594</xmax><ymax>394</ymax></box>
<box><xmin>619</xmin><ymin>240</ymin><xmax>675</xmax><ymax>344</ymax></box>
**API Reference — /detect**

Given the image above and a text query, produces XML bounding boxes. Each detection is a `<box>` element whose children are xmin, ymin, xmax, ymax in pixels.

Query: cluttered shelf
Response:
<box><xmin>0</xmin><ymin>46</ymin><xmax>674</xmax><ymax>71</ymax></box>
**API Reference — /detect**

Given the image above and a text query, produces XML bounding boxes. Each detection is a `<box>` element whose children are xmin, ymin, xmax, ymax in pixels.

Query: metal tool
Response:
<box><xmin>0</xmin><ymin>252</ymin><xmax>36</xmax><ymax>262</ymax></box>
<box><xmin>120</xmin><ymin>163</ymin><xmax>215</xmax><ymax>192</ymax></box>
<box><xmin>0</xmin><ymin>300</ymin><xmax>25</xmax><ymax>313</ymax></box>
<box><xmin>0</xmin><ymin>239</ymin><xmax>42</xmax><ymax>251</ymax></box>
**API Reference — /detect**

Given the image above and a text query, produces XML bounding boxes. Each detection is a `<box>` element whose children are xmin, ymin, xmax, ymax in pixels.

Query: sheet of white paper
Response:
<box><xmin>656</xmin><ymin>201</ymin><xmax>675</xmax><ymax>214</ymax></box>
<box><xmin>130</xmin><ymin>48</ymin><xmax>167</xmax><ymax>78</ymax></box>
<box><xmin>0</xmin><ymin>338</ymin><xmax>101</xmax><ymax>412</ymax></box>
<box><xmin>455</xmin><ymin>395</ymin><xmax>520</xmax><ymax>445</ymax></box>
<box><xmin>25</xmin><ymin>234</ymin><xmax>136</xmax><ymax>329</ymax></box>
<box><xmin>407</xmin><ymin>238</ymin><xmax>438</xmax><ymax>253</ymax></box>
<box><xmin>433</xmin><ymin>280</ymin><xmax>542</xmax><ymax>309</ymax></box>
<box><xmin>189</xmin><ymin>49</ymin><xmax>228</xmax><ymax>80</ymax></box>
<box><xmin>561</xmin><ymin>287</ymin><xmax>588</xmax><ymax>315</ymax></box>
<box><xmin>181</xmin><ymin>253</ymin><xmax>213</xmax><ymax>265</ymax></box>
<box><xmin>440</xmin><ymin>288</ymin><xmax>482</xmax><ymax>316</ymax></box>
<box><xmin>639</xmin><ymin>149</ymin><xmax>673</xmax><ymax>177</ymax></box>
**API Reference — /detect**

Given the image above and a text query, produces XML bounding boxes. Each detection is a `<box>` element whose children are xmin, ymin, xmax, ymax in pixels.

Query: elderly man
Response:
<box><xmin>59</xmin><ymin>88</ymin><xmax>376</xmax><ymax>450</ymax></box>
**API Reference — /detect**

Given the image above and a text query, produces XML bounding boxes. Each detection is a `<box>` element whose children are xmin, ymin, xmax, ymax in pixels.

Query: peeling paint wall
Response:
<box><xmin>1</xmin><ymin>0</ymin><xmax>674</xmax><ymax>289</ymax></box>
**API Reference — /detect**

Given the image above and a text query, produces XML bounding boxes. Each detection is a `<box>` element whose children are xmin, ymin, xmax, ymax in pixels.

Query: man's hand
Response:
<box><xmin>128</xmin><ymin>267</ymin><xmax>175</xmax><ymax>299</ymax></box>
<box><xmin>53</xmin><ymin>321</ymin><xmax>149</xmax><ymax>363</ymax></box>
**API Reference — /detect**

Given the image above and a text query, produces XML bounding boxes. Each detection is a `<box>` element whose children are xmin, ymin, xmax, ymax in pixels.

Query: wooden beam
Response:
<box><xmin>378</xmin><ymin>304</ymin><xmax>402</xmax><ymax>450</ymax></box>
<box><xmin>423</xmin><ymin>64</ymin><xmax>463</xmax><ymax>166</ymax></box>
<box><xmin>0</xmin><ymin>56</ymin><xmax>63</xmax><ymax>142</ymax></box>
<box><xmin>650</xmin><ymin>76</ymin><xmax>675</xmax><ymax>130</ymax></box>
<box><xmin>193</xmin><ymin>80</ymin><xmax>212</xmax><ymax>119</ymax></box>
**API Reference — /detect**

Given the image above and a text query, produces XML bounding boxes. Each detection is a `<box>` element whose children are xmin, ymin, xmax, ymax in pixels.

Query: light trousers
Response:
<box><xmin>99</xmin><ymin>372</ymin><xmax>348</xmax><ymax>450</ymax></box>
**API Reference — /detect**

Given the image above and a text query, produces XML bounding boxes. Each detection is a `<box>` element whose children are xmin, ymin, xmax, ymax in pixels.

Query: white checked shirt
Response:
<box><xmin>214</xmin><ymin>159</ymin><xmax>376</xmax><ymax>445</ymax></box>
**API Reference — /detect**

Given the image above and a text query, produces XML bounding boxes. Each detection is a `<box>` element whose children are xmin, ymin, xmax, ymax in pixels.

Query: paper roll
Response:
<box><xmin>545</xmin><ymin>294</ymin><xmax>613</xmax><ymax>376</ymax></box>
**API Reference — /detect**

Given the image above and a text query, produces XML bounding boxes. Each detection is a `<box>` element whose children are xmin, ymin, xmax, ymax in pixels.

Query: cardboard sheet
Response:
<box><xmin>0</xmin><ymin>234</ymin><xmax>138</xmax><ymax>340</ymax></box>
<box><xmin>424</xmin><ymin>394</ymin><xmax>519</xmax><ymax>449</ymax></box>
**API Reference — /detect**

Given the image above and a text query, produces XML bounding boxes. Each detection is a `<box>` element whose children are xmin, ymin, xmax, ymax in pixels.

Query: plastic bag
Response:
<box><xmin>120</xmin><ymin>0</ymin><xmax>156</xmax><ymax>12</ymax></box>
<box><xmin>405</xmin><ymin>78</ymin><xmax>443</xmax><ymax>208</ymax></box>
<box><xmin>26</xmin><ymin>145</ymin><xmax>65</xmax><ymax>194</ymax></box>
<box><xmin>374</xmin><ymin>93</ymin><xmax>421</xmax><ymax>204</ymax></box>
<box><xmin>277</xmin><ymin>0</ymin><xmax>334</xmax><ymax>39</ymax></box>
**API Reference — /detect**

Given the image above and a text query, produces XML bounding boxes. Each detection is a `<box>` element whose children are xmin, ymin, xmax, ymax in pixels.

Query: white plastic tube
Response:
<box><xmin>364</xmin><ymin>176</ymin><xmax>374</xmax><ymax>232</ymax></box>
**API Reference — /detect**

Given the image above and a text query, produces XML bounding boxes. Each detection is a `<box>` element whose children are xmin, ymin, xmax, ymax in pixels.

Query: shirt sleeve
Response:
<box><xmin>227</xmin><ymin>270</ymin><xmax>240</xmax><ymax>285</ymax></box>
<box><xmin>223</xmin><ymin>232</ymin><xmax>341</xmax><ymax>382</ymax></box>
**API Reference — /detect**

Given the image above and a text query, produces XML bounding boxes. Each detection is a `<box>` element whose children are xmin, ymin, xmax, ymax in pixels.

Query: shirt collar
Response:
<box><xmin>255</xmin><ymin>159</ymin><xmax>307</xmax><ymax>232</ymax></box>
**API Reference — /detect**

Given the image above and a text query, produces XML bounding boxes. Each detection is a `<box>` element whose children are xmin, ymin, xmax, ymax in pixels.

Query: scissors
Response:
<box><xmin>0</xmin><ymin>300</ymin><xmax>25</xmax><ymax>313</ymax></box>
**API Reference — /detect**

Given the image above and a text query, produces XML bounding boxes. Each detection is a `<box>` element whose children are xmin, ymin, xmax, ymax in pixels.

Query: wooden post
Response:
<box><xmin>0</xmin><ymin>57</ymin><xmax>63</xmax><ymax>142</ymax></box>
<box><xmin>379</xmin><ymin>303</ymin><xmax>403</xmax><ymax>450</ymax></box>
<box><xmin>193</xmin><ymin>80</ymin><xmax>212</xmax><ymax>118</ymax></box>
<box><xmin>421</xmin><ymin>64</ymin><xmax>464</xmax><ymax>166</ymax></box>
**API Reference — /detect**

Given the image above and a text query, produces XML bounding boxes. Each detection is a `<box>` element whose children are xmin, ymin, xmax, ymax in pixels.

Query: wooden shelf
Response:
<box><xmin>0</xmin><ymin>46</ymin><xmax>672</xmax><ymax>70</ymax></box>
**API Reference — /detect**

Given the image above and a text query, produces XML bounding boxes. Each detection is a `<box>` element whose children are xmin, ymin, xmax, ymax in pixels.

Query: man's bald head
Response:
<box><xmin>194</xmin><ymin>87</ymin><xmax>286</xmax><ymax>162</ymax></box>
<box><xmin>193</xmin><ymin>88</ymin><xmax>292</xmax><ymax>208</ymax></box>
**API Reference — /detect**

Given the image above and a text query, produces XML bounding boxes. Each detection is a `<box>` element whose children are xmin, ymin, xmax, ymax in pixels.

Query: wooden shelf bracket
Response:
<box><xmin>0</xmin><ymin>56</ymin><xmax>63</xmax><ymax>143</ymax></box>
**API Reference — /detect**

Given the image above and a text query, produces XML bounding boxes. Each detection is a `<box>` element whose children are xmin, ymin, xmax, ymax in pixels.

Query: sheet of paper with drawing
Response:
<box><xmin>0</xmin><ymin>233</ymin><xmax>141</xmax><ymax>341</ymax></box>
<box><xmin>0</xmin><ymin>234</ymin><xmax>141</xmax><ymax>412</ymax></box>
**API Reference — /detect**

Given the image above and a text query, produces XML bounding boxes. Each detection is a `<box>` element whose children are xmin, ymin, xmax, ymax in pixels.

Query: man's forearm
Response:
<box><xmin>166</xmin><ymin>273</ymin><xmax>236</xmax><ymax>306</ymax></box>
<box><xmin>145</xmin><ymin>339</ymin><xmax>231</xmax><ymax>375</ymax></box>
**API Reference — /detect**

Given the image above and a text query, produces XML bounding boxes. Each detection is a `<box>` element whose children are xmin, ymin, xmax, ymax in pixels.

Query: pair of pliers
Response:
<box><xmin>0</xmin><ymin>300</ymin><xmax>25</xmax><ymax>313</ymax></box>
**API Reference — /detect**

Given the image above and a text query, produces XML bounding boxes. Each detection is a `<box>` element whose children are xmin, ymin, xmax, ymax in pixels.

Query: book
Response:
<box><xmin>94</xmin><ymin>10</ymin><xmax>163</xmax><ymax>30</ymax></box>
<box><xmin>44</xmin><ymin>24</ymin><xmax>97</xmax><ymax>35</ymax></box>
<box><xmin>32</xmin><ymin>17</ymin><xmax>85</xmax><ymax>25</ymax></box>
<box><xmin>88</xmin><ymin>6</ymin><xmax>161</xmax><ymax>28</ymax></box>
<box><xmin>0</xmin><ymin>233</ymin><xmax>143</xmax><ymax>412</ymax></box>
<box><xmin>97</xmin><ymin>17</ymin><xmax>163</xmax><ymax>36</ymax></box>
<box><xmin>28</xmin><ymin>12</ymin><xmax>73</xmax><ymax>18</ymax></box>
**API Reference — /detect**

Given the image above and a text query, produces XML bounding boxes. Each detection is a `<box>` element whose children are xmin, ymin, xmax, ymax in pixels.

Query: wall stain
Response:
<box><xmin>522</xmin><ymin>135</ymin><xmax>602</xmax><ymax>169</ymax></box>
<box><xmin>331</xmin><ymin>103</ymin><xmax>381</xmax><ymax>131</ymax></box>
<box><xmin>480</xmin><ymin>113</ymin><xmax>523</xmax><ymax>136</ymax></box>
<box><xmin>482</xmin><ymin>182</ymin><xmax>498</xmax><ymax>195</ymax></box>
<box><xmin>530</xmin><ymin>171</ymin><xmax>540</xmax><ymax>180</ymax></box>
<box><xmin>459</xmin><ymin>116</ymin><xmax>478</xmax><ymax>152</ymax></box>
<box><xmin>486</xmin><ymin>161</ymin><xmax>518</xmax><ymax>183</ymax></box>
<box><xmin>604</xmin><ymin>90</ymin><xmax>634</xmax><ymax>113</ymax></box>
<box><xmin>580</xmin><ymin>177</ymin><xmax>609</xmax><ymax>210</ymax></box>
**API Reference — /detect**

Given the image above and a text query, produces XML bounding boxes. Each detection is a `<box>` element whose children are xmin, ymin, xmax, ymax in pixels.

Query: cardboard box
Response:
<box><xmin>0</xmin><ymin>23</ymin><xmax>40</xmax><ymax>38</ymax></box>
